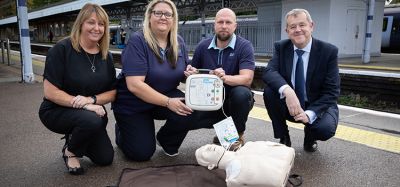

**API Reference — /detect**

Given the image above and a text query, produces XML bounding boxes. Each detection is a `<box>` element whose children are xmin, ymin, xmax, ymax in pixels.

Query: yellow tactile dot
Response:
<box><xmin>249</xmin><ymin>106</ymin><xmax>400</xmax><ymax>154</ymax></box>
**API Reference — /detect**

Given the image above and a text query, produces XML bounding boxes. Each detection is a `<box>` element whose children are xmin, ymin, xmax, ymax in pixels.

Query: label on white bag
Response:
<box><xmin>213</xmin><ymin>117</ymin><xmax>239</xmax><ymax>149</ymax></box>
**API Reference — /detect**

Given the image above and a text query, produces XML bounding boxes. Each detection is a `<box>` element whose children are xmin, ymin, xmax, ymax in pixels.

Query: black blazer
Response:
<box><xmin>263</xmin><ymin>38</ymin><xmax>340</xmax><ymax>118</ymax></box>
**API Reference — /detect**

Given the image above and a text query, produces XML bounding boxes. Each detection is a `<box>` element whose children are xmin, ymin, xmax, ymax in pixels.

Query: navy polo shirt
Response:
<box><xmin>112</xmin><ymin>31</ymin><xmax>189</xmax><ymax>114</ymax></box>
<box><xmin>190</xmin><ymin>34</ymin><xmax>255</xmax><ymax>90</ymax></box>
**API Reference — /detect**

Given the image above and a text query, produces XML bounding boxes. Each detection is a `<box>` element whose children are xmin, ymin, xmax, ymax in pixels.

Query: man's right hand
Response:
<box><xmin>184</xmin><ymin>65</ymin><xmax>198</xmax><ymax>77</ymax></box>
<box><xmin>283</xmin><ymin>87</ymin><xmax>304</xmax><ymax>117</ymax></box>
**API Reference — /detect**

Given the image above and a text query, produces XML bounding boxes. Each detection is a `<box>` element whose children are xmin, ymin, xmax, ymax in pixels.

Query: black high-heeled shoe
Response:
<box><xmin>61</xmin><ymin>136</ymin><xmax>84</xmax><ymax>175</ymax></box>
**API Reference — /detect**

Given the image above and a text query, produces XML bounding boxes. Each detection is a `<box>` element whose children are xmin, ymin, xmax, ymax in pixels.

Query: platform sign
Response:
<box><xmin>222</xmin><ymin>0</ymin><xmax>230</xmax><ymax>7</ymax></box>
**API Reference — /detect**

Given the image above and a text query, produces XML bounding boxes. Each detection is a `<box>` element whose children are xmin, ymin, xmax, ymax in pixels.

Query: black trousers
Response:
<box><xmin>189</xmin><ymin>86</ymin><xmax>255</xmax><ymax>133</ymax></box>
<box><xmin>113</xmin><ymin>89</ymin><xmax>193</xmax><ymax>161</ymax></box>
<box><xmin>263</xmin><ymin>87</ymin><xmax>338</xmax><ymax>141</ymax></box>
<box><xmin>39</xmin><ymin>104</ymin><xmax>114</xmax><ymax>166</ymax></box>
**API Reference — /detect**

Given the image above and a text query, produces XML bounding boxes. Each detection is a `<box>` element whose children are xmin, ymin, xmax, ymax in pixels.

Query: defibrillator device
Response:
<box><xmin>185</xmin><ymin>70</ymin><xmax>224</xmax><ymax>111</ymax></box>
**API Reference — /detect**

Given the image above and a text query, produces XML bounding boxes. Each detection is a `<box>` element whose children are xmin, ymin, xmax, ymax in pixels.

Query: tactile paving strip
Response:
<box><xmin>339</xmin><ymin>64</ymin><xmax>400</xmax><ymax>71</ymax></box>
<box><xmin>249</xmin><ymin>106</ymin><xmax>400</xmax><ymax>154</ymax></box>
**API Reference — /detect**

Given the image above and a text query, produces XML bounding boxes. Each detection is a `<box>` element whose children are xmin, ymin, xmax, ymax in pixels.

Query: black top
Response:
<box><xmin>40</xmin><ymin>38</ymin><xmax>116</xmax><ymax>110</ymax></box>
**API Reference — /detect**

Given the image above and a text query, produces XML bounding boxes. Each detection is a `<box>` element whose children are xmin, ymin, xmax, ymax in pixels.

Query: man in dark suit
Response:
<box><xmin>263</xmin><ymin>8</ymin><xmax>340</xmax><ymax>152</ymax></box>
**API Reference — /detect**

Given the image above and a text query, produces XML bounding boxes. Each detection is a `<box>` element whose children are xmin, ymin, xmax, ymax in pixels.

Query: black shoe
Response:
<box><xmin>228</xmin><ymin>137</ymin><xmax>244</xmax><ymax>152</ymax></box>
<box><xmin>155</xmin><ymin>136</ymin><xmax>179</xmax><ymax>157</ymax></box>
<box><xmin>303</xmin><ymin>140</ymin><xmax>318</xmax><ymax>152</ymax></box>
<box><xmin>212</xmin><ymin>136</ymin><xmax>221</xmax><ymax>145</ymax></box>
<box><xmin>279</xmin><ymin>134</ymin><xmax>291</xmax><ymax>147</ymax></box>
<box><xmin>61</xmin><ymin>139</ymin><xmax>84</xmax><ymax>175</ymax></box>
<box><xmin>214</xmin><ymin>133</ymin><xmax>244</xmax><ymax>152</ymax></box>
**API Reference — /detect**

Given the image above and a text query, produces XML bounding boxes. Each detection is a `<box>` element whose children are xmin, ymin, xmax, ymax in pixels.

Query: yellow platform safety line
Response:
<box><xmin>249</xmin><ymin>106</ymin><xmax>400</xmax><ymax>154</ymax></box>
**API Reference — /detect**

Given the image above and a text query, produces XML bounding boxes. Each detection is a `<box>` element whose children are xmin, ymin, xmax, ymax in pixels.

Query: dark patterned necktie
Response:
<box><xmin>295</xmin><ymin>49</ymin><xmax>305</xmax><ymax>109</ymax></box>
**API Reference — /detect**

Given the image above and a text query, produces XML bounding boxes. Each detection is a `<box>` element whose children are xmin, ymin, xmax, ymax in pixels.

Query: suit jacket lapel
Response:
<box><xmin>307</xmin><ymin>38</ymin><xmax>320</xmax><ymax>92</ymax></box>
<box><xmin>285</xmin><ymin>44</ymin><xmax>294</xmax><ymax>87</ymax></box>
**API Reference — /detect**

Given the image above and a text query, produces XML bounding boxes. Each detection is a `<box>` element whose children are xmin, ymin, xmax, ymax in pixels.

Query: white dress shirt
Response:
<box><xmin>278</xmin><ymin>39</ymin><xmax>317</xmax><ymax>124</ymax></box>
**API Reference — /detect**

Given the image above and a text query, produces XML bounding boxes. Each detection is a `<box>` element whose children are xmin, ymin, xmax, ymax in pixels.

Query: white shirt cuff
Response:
<box><xmin>305</xmin><ymin>110</ymin><xmax>317</xmax><ymax>124</ymax></box>
<box><xmin>278</xmin><ymin>85</ymin><xmax>290</xmax><ymax>99</ymax></box>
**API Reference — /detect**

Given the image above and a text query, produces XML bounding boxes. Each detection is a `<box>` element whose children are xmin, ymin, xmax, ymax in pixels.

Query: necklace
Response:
<box><xmin>85</xmin><ymin>52</ymin><xmax>96</xmax><ymax>72</ymax></box>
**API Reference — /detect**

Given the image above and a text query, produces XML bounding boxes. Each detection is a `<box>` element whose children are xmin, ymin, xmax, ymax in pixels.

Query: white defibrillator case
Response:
<box><xmin>185</xmin><ymin>74</ymin><xmax>224</xmax><ymax>111</ymax></box>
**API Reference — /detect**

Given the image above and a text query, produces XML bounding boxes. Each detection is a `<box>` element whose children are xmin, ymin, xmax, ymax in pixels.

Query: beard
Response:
<box><xmin>216</xmin><ymin>32</ymin><xmax>232</xmax><ymax>42</ymax></box>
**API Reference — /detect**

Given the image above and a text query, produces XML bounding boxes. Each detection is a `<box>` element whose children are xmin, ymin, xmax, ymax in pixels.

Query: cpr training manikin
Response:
<box><xmin>195</xmin><ymin>141</ymin><xmax>295</xmax><ymax>187</ymax></box>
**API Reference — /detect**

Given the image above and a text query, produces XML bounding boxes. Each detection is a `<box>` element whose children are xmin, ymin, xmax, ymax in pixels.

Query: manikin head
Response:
<box><xmin>195</xmin><ymin>144</ymin><xmax>226</xmax><ymax>170</ymax></box>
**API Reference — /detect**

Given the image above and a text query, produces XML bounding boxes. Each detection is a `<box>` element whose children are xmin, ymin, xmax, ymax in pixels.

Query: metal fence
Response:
<box><xmin>178</xmin><ymin>18</ymin><xmax>281</xmax><ymax>56</ymax></box>
<box><xmin>0</xmin><ymin>16</ymin><xmax>281</xmax><ymax>56</ymax></box>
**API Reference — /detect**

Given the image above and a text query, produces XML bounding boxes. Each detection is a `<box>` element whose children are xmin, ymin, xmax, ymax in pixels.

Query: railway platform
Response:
<box><xmin>0</xmin><ymin>51</ymin><xmax>400</xmax><ymax>186</ymax></box>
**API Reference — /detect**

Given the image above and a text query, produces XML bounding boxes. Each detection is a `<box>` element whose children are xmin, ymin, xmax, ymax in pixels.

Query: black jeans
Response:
<box><xmin>189</xmin><ymin>85</ymin><xmax>255</xmax><ymax>133</ymax></box>
<box><xmin>39</xmin><ymin>104</ymin><xmax>114</xmax><ymax>166</ymax></box>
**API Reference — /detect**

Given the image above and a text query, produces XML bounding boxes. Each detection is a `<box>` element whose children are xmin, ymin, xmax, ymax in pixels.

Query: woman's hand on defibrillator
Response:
<box><xmin>167</xmin><ymin>97</ymin><xmax>193</xmax><ymax>116</ymax></box>
<box><xmin>184</xmin><ymin>65</ymin><xmax>198</xmax><ymax>77</ymax></box>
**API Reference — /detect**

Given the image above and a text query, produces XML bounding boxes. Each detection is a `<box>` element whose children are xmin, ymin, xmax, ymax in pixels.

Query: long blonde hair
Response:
<box><xmin>143</xmin><ymin>0</ymin><xmax>179</xmax><ymax>67</ymax></box>
<box><xmin>70</xmin><ymin>3</ymin><xmax>110</xmax><ymax>60</ymax></box>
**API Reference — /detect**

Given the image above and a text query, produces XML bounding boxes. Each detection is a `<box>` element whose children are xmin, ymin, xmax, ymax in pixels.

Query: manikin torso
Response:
<box><xmin>195</xmin><ymin>141</ymin><xmax>295</xmax><ymax>187</ymax></box>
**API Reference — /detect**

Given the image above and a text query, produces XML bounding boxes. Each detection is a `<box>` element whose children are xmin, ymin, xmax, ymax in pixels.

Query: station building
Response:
<box><xmin>0</xmin><ymin>0</ymin><xmax>386</xmax><ymax>58</ymax></box>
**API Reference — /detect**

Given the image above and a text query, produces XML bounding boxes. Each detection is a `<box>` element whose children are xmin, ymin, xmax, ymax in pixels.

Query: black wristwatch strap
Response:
<box><xmin>91</xmin><ymin>95</ymin><xmax>97</xmax><ymax>104</ymax></box>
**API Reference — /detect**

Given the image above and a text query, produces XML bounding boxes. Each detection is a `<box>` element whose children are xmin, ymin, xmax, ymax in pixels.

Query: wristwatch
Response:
<box><xmin>91</xmin><ymin>95</ymin><xmax>97</xmax><ymax>104</ymax></box>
